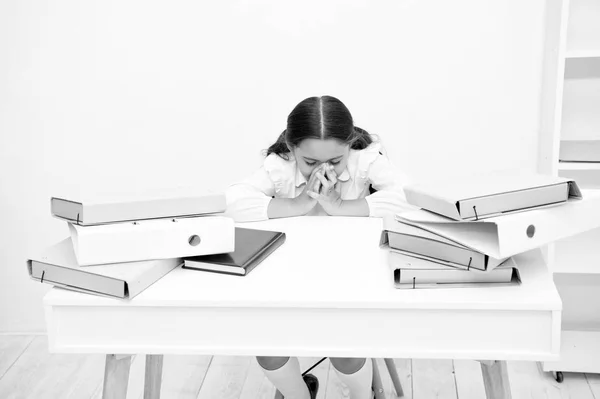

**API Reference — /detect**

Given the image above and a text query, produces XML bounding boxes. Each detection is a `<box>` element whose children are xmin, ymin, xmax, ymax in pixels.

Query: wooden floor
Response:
<box><xmin>0</xmin><ymin>336</ymin><xmax>599</xmax><ymax>399</ymax></box>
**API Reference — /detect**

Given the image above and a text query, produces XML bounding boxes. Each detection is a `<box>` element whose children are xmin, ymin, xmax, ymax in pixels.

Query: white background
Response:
<box><xmin>0</xmin><ymin>0</ymin><xmax>545</xmax><ymax>332</ymax></box>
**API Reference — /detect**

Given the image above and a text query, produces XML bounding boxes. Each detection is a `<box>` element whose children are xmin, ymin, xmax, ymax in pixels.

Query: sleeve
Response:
<box><xmin>361</xmin><ymin>147</ymin><xmax>416</xmax><ymax>218</ymax></box>
<box><xmin>225</xmin><ymin>166</ymin><xmax>275</xmax><ymax>222</ymax></box>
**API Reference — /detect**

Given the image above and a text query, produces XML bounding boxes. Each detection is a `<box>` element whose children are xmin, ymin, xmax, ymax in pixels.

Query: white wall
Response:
<box><xmin>0</xmin><ymin>0</ymin><xmax>546</xmax><ymax>332</ymax></box>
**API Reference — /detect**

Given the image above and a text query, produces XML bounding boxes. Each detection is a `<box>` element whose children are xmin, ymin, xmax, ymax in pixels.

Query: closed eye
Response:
<box><xmin>304</xmin><ymin>158</ymin><xmax>342</xmax><ymax>166</ymax></box>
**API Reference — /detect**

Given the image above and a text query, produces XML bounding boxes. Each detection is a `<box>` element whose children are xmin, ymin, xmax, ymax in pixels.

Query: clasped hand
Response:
<box><xmin>306</xmin><ymin>163</ymin><xmax>343</xmax><ymax>215</ymax></box>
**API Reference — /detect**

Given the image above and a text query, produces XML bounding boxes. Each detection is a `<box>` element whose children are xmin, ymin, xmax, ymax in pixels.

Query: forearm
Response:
<box><xmin>267</xmin><ymin>198</ymin><xmax>312</xmax><ymax>219</ymax></box>
<box><xmin>332</xmin><ymin>199</ymin><xmax>370</xmax><ymax>217</ymax></box>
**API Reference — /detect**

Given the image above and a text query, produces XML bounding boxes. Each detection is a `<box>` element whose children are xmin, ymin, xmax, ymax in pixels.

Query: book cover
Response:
<box><xmin>183</xmin><ymin>227</ymin><xmax>286</xmax><ymax>276</ymax></box>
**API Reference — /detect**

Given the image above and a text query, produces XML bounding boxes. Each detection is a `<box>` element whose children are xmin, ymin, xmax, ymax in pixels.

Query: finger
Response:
<box><xmin>307</xmin><ymin>191</ymin><xmax>320</xmax><ymax>200</ymax></box>
<box><xmin>310</xmin><ymin>163</ymin><xmax>327</xmax><ymax>178</ymax></box>
<box><xmin>324</xmin><ymin>166</ymin><xmax>337</xmax><ymax>186</ymax></box>
<box><xmin>313</xmin><ymin>179</ymin><xmax>322</xmax><ymax>194</ymax></box>
<box><xmin>307</xmin><ymin>164</ymin><xmax>326</xmax><ymax>187</ymax></box>
<box><xmin>315</xmin><ymin>172</ymin><xmax>330</xmax><ymax>192</ymax></box>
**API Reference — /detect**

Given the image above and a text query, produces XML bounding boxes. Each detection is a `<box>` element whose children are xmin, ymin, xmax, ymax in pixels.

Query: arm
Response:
<box><xmin>225</xmin><ymin>167</ymin><xmax>314</xmax><ymax>222</ymax></box>
<box><xmin>364</xmin><ymin>154</ymin><xmax>415</xmax><ymax>218</ymax></box>
<box><xmin>330</xmin><ymin>198</ymin><xmax>370</xmax><ymax>217</ymax></box>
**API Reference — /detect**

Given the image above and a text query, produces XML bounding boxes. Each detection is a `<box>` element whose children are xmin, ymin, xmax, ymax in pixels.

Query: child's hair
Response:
<box><xmin>265</xmin><ymin>95</ymin><xmax>373</xmax><ymax>160</ymax></box>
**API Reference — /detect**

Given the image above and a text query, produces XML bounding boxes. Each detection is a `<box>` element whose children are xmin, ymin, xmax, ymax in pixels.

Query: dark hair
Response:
<box><xmin>265</xmin><ymin>95</ymin><xmax>373</xmax><ymax>160</ymax></box>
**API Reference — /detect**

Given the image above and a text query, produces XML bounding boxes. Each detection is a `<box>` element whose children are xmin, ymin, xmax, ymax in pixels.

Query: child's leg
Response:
<box><xmin>256</xmin><ymin>356</ymin><xmax>310</xmax><ymax>399</ymax></box>
<box><xmin>330</xmin><ymin>357</ymin><xmax>373</xmax><ymax>399</ymax></box>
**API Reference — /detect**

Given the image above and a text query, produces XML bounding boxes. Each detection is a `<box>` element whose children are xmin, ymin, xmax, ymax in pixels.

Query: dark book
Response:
<box><xmin>183</xmin><ymin>227</ymin><xmax>286</xmax><ymax>276</ymax></box>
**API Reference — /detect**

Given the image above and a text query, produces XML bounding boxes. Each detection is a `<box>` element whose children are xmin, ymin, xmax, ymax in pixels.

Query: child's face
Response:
<box><xmin>291</xmin><ymin>138</ymin><xmax>350</xmax><ymax>180</ymax></box>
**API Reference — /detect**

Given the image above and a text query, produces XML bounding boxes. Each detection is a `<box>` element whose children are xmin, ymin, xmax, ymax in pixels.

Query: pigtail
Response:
<box><xmin>264</xmin><ymin>129</ymin><xmax>291</xmax><ymax>160</ymax></box>
<box><xmin>350</xmin><ymin>126</ymin><xmax>374</xmax><ymax>150</ymax></box>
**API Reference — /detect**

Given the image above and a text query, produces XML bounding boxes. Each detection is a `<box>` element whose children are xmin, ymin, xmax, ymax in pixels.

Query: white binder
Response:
<box><xmin>403</xmin><ymin>170</ymin><xmax>581</xmax><ymax>221</ymax></box>
<box><xmin>69</xmin><ymin>216</ymin><xmax>235</xmax><ymax>265</ymax></box>
<box><xmin>396</xmin><ymin>190</ymin><xmax>600</xmax><ymax>259</ymax></box>
<box><xmin>380</xmin><ymin>218</ymin><xmax>507</xmax><ymax>271</ymax></box>
<box><xmin>51</xmin><ymin>186</ymin><xmax>226</xmax><ymax>225</ymax></box>
<box><xmin>27</xmin><ymin>239</ymin><xmax>182</xmax><ymax>299</ymax></box>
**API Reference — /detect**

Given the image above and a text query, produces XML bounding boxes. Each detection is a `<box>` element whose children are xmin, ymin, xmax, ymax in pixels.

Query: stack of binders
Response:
<box><xmin>27</xmin><ymin>187</ymin><xmax>235</xmax><ymax>299</ymax></box>
<box><xmin>381</xmin><ymin>170</ymin><xmax>583</xmax><ymax>289</ymax></box>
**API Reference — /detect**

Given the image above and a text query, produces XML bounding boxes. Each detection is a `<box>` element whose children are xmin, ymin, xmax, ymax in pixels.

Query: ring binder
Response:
<box><xmin>473</xmin><ymin>206</ymin><xmax>479</xmax><ymax>221</ymax></box>
<box><xmin>413</xmin><ymin>277</ymin><xmax>416</xmax><ymax>289</ymax></box>
<box><xmin>41</xmin><ymin>270</ymin><xmax>45</xmax><ymax>283</ymax></box>
<box><xmin>76</xmin><ymin>213</ymin><xmax>80</xmax><ymax>226</ymax></box>
<box><xmin>467</xmin><ymin>257</ymin><xmax>472</xmax><ymax>271</ymax></box>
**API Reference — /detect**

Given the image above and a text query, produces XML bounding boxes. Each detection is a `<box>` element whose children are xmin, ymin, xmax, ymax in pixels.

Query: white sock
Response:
<box><xmin>333</xmin><ymin>358</ymin><xmax>373</xmax><ymax>399</ymax></box>
<box><xmin>258</xmin><ymin>357</ymin><xmax>310</xmax><ymax>399</ymax></box>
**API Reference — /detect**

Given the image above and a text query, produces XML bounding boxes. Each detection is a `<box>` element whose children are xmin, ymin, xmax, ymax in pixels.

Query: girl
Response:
<box><xmin>225</xmin><ymin>95</ymin><xmax>411</xmax><ymax>399</ymax></box>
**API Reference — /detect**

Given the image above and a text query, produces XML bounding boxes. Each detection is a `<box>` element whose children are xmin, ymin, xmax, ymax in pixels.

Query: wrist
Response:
<box><xmin>328</xmin><ymin>199</ymin><xmax>345</xmax><ymax>216</ymax></box>
<box><xmin>293</xmin><ymin>194</ymin><xmax>315</xmax><ymax>215</ymax></box>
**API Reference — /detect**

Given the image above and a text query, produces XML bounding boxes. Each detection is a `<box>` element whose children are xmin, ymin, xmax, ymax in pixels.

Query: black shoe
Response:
<box><xmin>302</xmin><ymin>373</ymin><xmax>319</xmax><ymax>399</ymax></box>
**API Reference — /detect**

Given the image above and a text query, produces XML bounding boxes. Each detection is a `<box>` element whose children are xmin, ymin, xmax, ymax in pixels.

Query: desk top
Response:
<box><xmin>44</xmin><ymin>216</ymin><xmax>561</xmax><ymax>311</ymax></box>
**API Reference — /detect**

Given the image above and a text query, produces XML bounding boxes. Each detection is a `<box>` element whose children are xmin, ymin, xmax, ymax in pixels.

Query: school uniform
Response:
<box><xmin>226</xmin><ymin>140</ymin><xmax>413</xmax><ymax>221</ymax></box>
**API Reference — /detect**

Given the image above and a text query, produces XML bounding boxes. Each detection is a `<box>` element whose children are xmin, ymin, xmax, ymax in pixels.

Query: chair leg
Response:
<box><xmin>372</xmin><ymin>359</ymin><xmax>387</xmax><ymax>399</ymax></box>
<box><xmin>383</xmin><ymin>358</ymin><xmax>404</xmax><ymax>397</ymax></box>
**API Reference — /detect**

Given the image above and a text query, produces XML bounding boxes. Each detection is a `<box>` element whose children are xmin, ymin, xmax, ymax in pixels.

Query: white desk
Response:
<box><xmin>44</xmin><ymin>216</ymin><xmax>562</xmax><ymax>398</ymax></box>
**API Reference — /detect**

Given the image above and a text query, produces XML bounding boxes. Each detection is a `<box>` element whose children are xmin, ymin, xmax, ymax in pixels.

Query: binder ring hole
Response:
<box><xmin>526</xmin><ymin>225</ymin><xmax>535</xmax><ymax>238</ymax></box>
<box><xmin>188</xmin><ymin>235</ymin><xmax>201</xmax><ymax>246</ymax></box>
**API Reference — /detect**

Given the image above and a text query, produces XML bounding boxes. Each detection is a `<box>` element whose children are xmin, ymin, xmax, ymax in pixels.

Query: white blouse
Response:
<box><xmin>225</xmin><ymin>141</ymin><xmax>413</xmax><ymax>222</ymax></box>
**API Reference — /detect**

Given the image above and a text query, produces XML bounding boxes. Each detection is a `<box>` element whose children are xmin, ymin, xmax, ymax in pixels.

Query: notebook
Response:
<box><xmin>27</xmin><ymin>239</ymin><xmax>181</xmax><ymax>299</ymax></box>
<box><xmin>69</xmin><ymin>216</ymin><xmax>235</xmax><ymax>265</ymax></box>
<box><xmin>388</xmin><ymin>250</ymin><xmax>519</xmax><ymax>289</ymax></box>
<box><xmin>183</xmin><ymin>227</ymin><xmax>286</xmax><ymax>276</ymax></box>
<box><xmin>380</xmin><ymin>219</ymin><xmax>507</xmax><ymax>271</ymax></box>
<box><xmin>51</xmin><ymin>186</ymin><xmax>226</xmax><ymax>225</ymax></box>
<box><xmin>403</xmin><ymin>170</ymin><xmax>581</xmax><ymax>221</ymax></box>
<box><xmin>559</xmin><ymin>140</ymin><xmax>600</xmax><ymax>162</ymax></box>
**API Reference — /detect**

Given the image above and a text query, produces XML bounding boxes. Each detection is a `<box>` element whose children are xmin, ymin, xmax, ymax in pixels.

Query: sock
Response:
<box><xmin>258</xmin><ymin>357</ymin><xmax>310</xmax><ymax>399</ymax></box>
<box><xmin>333</xmin><ymin>358</ymin><xmax>373</xmax><ymax>399</ymax></box>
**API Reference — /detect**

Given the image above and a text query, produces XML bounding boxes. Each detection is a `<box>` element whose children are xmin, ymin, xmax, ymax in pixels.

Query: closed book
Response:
<box><xmin>403</xmin><ymin>170</ymin><xmax>581</xmax><ymax>221</ymax></box>
<box><xmin>389</xmin><ymin>250</ymin><xmax>519</xmax><ymax>289</ymax></box>
<box><xmin>559</xmin><ymin>140</ymin><xmax>600</xmax><ymax>162</ymax></box>
<box><xmin>380</xmin><ymin>219</ymin><xmax>507</xmax><ymax>271</ymax></box>
<box><xmin>183</xmin><ymin>227</ymin><xmax>286</xmax><ymax>276</ymax></box>
<box><xmin>51</xmin><ymin>186</ymin><xmax>226</xmax><ymax>226</ymax></box>
<box><xmin>69</xmin><ymin>216</ymin><xmax>235</xmax><ymax>265</ymax></box>
<box><xmin>27</xmin><ymin>239</ymin><xmax>181</xmax><ymax>299</ymax></box>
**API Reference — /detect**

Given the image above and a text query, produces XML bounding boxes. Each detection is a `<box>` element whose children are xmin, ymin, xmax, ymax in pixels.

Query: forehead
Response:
<box><xmin>295</xmin><ymin>139</ymin><xmax>349</xmax><ymax>161</ymax></box>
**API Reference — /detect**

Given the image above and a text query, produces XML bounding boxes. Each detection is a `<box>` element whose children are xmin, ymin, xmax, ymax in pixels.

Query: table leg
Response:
<box><xmin>144</xmin><ymin>355</ymin><xmax>164</xmax><ymax>399</ymax></box>
<box><xmin>102</xmin><ymin>354</ymin><xmax>133</xmax><ymax>399</ymax></box>
<box><xmin>480</xmin><ymin>360</ymin><xmax>512</xmax><ymax>399</ymax></box>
